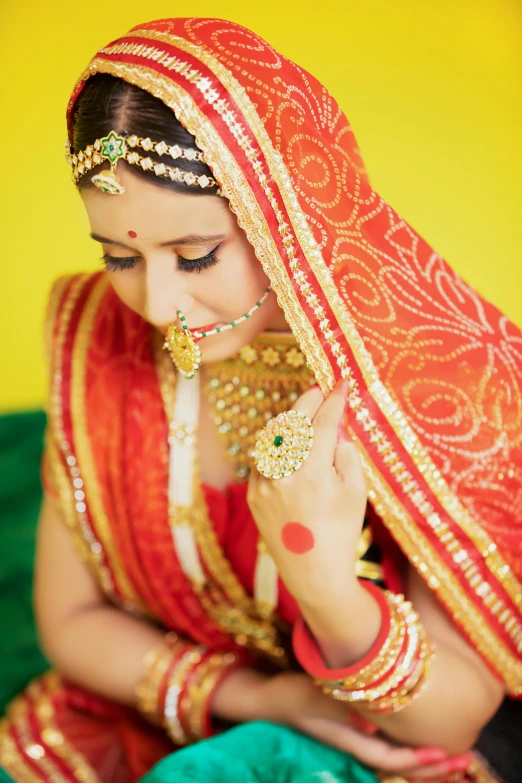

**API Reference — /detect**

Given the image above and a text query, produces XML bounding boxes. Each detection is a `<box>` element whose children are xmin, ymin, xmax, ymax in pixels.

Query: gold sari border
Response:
<box><xmin>70</xmin><ymin>273</ymin><xmax>146</xmax><ymax>611</ymax></box>
<box><xmin>0</xmin><ymin>671</ymin><xmax>99</xmax><ymax>783</ymax></box>
<box><xmin>355</xmin><ymin>435</ymin><xmax>522</xmax><ymax>693</ymax></box>
<box><xmin>30</xmin><ymin>673</ymin><xmax>100</xmax><ymax>783</ymax></box>
<box><xmin>141</xmin><ymin>29</ymin><xmax>522</xmax><ymax>660</ymax></box>
<box><xmin>48</xmin><ymin>274</ymin><xmax>114</xmax><ymax>581</ymax></box>
<box><xmin>125</xmin><ymin>28</ymin><xmax>522</xmax><ymax>667</ymax></box>
<box><xmin>71</xmin><ymin>32</ymin><xmax>521</xmax><ymax>685</ymax></box>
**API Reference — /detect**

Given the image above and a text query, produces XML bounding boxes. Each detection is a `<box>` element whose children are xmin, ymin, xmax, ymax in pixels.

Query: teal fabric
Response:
<box><xmin>0</xmin><ymin>767</ymin><xmax>15</xmax><ymax>783</ymax></box>
<box><xmin>141</xmin><ymin>722</ymin><xmax>379</xmax><ymax>783</ymax></box>
<box><xmin>0</xmin><ymin>410</ymin><xmax>49</xmax><ymax>715</ymax></box>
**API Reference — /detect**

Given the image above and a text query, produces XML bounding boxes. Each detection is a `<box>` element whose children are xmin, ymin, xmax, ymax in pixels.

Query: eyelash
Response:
<box><xmin>101</xmin><ymin>243</ymin><xmax>222</xmax><ymax>274</ymax></box>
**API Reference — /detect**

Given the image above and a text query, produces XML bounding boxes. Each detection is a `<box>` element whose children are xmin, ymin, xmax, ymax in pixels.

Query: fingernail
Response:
<box><xmin>413</xmin><ymin>748</ymin><xmax>448</xmax><ymax>765</ymax></box>
<box><xmin>337</xmin><ymin>423</ymin><xmax>351</xmax><ymax>443</ymax></box>
<box><xmin>309</xmin><ymin>384</ymin><xmax>320</xmax><ymax>391</ymax></box>
<box><xmin>436</xmin><ymin>755</ymin><xmax>473</xmax><ymax>774</ymax></box>
<box><xmin>348</xmin><ymin>711</ymin><xmax>378</xmax><ymax>734</ymax></box>
<box><xmin>341</xmin><ymin>380</ymin><xmax>350</xmax><ymax>396</ymax></box>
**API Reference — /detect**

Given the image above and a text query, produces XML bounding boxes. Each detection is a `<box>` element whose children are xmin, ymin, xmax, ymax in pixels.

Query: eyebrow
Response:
<box><xmin>90</xmin><ymin>232</ymin><xmax>226</xmax><ymax>247</ymax></box>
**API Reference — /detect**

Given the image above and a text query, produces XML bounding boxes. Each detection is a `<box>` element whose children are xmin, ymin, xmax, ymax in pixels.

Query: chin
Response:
<box><xmin>198</xmin><ymin>323</ymin><xmax>264</xmax><ymax>364</ymax></box>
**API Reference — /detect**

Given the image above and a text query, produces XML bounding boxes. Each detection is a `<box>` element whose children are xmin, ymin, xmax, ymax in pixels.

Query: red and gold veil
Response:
<box><xmin>66</xmin><ymin>18</ymin><xmax>522</xmax><ymax>695</ymax></box>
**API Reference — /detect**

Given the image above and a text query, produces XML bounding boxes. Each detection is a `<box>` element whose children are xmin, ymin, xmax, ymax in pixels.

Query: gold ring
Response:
<box><xmin>252</xmin><ymin>410</ymin><xmax>314</xmax><ymax>479</ymax></box>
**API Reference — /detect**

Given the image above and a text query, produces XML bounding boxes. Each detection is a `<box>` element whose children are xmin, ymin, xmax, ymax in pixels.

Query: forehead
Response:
<box><xmin>82</xmin><ymin>167</ymin><xmax>230</xmax><ymax>241</ymax></box>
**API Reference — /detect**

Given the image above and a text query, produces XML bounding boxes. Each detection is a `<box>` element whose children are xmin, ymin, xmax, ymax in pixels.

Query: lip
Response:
<box><xmin>191</xmin><ymin>321</ymin><xmax>224</xmax><ymax>336</ymax></box>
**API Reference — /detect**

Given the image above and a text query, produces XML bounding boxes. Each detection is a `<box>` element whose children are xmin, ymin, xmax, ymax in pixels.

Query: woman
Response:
<box><xmin>1</xmin><ymin>16</ymin><xmax>520</xmax><ymax>783</ymax></box>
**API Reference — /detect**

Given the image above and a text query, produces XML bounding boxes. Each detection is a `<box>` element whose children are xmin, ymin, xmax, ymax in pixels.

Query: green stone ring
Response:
<box><xmin>252</xmin><ymin>410</ymin><xmax>314</xmax><ymax>480</ymax></box>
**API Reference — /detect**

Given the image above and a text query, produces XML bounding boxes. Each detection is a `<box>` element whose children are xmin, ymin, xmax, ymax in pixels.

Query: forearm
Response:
<box><xmin>297</xmin><ymin>583</ymin><xmax>503</xmax><ymax>755</ymax></box>
<box><xmin>40</xmin><ymin>602</ymin><xmax>165</xmax><ymax>705</ymax></box>
<box><xmin>42</xmin><ymin>601</ymin><xmax>263</xmax><ymax>728</ymax></box>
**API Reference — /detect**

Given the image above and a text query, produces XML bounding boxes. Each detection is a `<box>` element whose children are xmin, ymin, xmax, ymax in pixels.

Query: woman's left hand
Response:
<box><xmin>247</xmin><ymin>378</ymin><xmax>367</xmax><ymax>604</ymax></box>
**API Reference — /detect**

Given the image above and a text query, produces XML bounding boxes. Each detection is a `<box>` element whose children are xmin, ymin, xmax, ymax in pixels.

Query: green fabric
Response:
<box><xmin>0</xmin><ymin>767</ymin><xmax>15</xmax><ymax>783</ymax></box>
<box><xmin>0</xmin><ymin>410</ymin><xmax>49</xmax><ymax>715</ymax></box>
<box><xmin>140</xmin><ymin>722</ymin><xmax>379</xmax><ymax>783</ymax></box>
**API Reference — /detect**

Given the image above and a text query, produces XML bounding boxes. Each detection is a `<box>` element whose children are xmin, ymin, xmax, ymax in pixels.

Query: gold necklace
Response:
<box><xmin>204</xmin><ymin>332</ymin><xmax>315</xmax><ymax>479</ymax></box>
<box><xmin>155</xmin><ymin>336</ymin><xmax>288</xmax><ymax>663</ymax></box>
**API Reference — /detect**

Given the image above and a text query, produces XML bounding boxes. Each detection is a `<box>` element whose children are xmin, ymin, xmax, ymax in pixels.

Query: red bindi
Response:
<box><xmin>281</xmin><ymin>522</ymin><xmax>315</xmax><ymax>555</ymax></box>
<box><xmin>127</xmin><ymin>230</ymin><xmax>137</xmax><ymax>238</ymax></box>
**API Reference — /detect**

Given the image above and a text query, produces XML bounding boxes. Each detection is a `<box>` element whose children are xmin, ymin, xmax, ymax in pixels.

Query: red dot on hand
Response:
<box><xmin>127</xmin><ymin>230</ymin><xmax>137</xmax><ymax>238</ymax></box>
<box><xmin>281</xmin><ymin>522</ymin><xmax>315</xmax><ymax>554</ymax></box>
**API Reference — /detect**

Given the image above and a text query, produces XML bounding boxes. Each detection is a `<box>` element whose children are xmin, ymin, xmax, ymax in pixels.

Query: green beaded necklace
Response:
<box><xmin>164</xmin><ymin>286</ymin><xmax>272</xmax><ymax>379</ymax></box>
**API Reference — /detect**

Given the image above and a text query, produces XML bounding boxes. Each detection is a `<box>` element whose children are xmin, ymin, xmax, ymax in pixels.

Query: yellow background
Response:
<box><xmin>1</xmin><ymin>0</ymin><xmax>521</xmax><ymax>412</ymax></box>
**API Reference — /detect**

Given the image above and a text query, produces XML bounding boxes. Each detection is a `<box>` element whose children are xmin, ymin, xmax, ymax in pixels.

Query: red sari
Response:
<box><xmin>1</xmin><ymin>16</ymin><xmax>521</xmax><ymax>783</ymax></box>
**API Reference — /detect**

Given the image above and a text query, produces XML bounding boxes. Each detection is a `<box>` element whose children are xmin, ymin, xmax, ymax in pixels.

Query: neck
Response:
<box><xmin>264</xmin><ymin>308</ymin><xmax>292</xmax><ymax>333</ymax></box>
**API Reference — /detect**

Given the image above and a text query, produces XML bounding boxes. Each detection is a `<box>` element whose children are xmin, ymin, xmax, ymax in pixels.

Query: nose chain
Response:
<box><xmin>163</xmin><ymin>287</ymin><xmax>272</xmax><ymax>380</ymax></box>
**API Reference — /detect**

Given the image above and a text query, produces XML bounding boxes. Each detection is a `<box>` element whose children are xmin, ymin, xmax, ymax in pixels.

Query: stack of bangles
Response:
<box><xmin>293</xmin><ymin>580</ymin><xmax>436</xmax><ymax>713</ymax></box>
<box><xmin>135</xmin><ymin>632</ymin><xmax>251</xmax><ymax>744</ymax></box>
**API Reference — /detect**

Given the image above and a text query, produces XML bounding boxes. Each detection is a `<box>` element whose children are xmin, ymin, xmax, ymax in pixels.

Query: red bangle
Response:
<box><xmin>292</xmin><ymin>580</ymin><xmax>391</xmax><ymax>680</ymax></box>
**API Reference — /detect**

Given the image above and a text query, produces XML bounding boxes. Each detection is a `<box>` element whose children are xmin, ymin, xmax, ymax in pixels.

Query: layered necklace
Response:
<box><xmin>156</xmin><ymin>328</ymin><xmax>314</xmax><ymax>662</ymax></box>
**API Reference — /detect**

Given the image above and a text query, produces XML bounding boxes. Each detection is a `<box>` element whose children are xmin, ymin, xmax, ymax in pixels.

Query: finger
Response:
<box><xmin>301</xmin><ymin>718</ymin><xmax>442</xmax><ymax>773</ymax></box>
<box><xmin>290</xmin><ymin>384</ymin><xmax>325</xmax><ymax>420</ymax></box>
<box><xmin>333</xmin><ymin>436</ymin><xmax>366</xmax><ymax>490</ymax></box>
<box><xmin>294</xmin><ymin>379</ymin><xmax>349</xmax><ymax>469</ymax></box>
<box><xmin>347</xmin><ymin>710</ymin><xmax>379</xmax><ymax>735</ymax></box>
<box><xmin>394</xmin><ymin>753</ymin><xmax>473</xmax><ymax>780</ymax></box>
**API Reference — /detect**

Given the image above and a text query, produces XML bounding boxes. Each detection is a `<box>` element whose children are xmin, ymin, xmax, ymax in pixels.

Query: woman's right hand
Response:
<box><xmin>213</xmin><ymin>669</ymin><xmax>472</xmax><ymax>780</ymax></box>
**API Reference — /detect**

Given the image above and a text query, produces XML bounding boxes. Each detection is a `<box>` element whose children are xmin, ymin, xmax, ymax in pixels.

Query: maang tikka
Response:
<box><xmin>65</xmin><ymin>130</ymin><xmax>216</xmax><ymax>195</ymax></box>
<box><xmin>163</xmin><ymin>287</ymin><xmax>272</xmax><ymax>379</ymax></box>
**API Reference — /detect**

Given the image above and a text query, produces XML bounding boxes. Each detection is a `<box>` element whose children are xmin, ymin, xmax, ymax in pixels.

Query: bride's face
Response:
<box><xmin>82</xmin><ymin>166</ymin><xmax>289</xmax><ymax>363</ymax></box>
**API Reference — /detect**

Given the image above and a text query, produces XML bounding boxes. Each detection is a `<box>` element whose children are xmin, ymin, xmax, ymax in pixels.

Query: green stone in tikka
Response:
<box><xmin>273</xmin><ymin>435</ymin><xmax>284</xmax><ymax>447</ymax></box>
<box><xmin>100</xmin><ymin>132</ymin><xmax>125</xmax><ymax>163</ymax></box>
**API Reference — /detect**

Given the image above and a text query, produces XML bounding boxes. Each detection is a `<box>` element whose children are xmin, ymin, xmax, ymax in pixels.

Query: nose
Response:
<box><xmin>144</xmin><ymin>258</ymin><xmax>191</xmax><ymax>329</ymax></box>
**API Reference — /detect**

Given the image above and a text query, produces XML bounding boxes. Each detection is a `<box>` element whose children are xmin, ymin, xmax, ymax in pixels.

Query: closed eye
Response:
<box><xmin>101</xmin><ymin>243</ymin><xmax>223</xmax><ymax>274</ymax></box>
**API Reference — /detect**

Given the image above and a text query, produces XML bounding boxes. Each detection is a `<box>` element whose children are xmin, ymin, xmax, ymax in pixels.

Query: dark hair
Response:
<box><xmin>71</xmin><ymin>74</ymin><xmax>219</xmax><ymax>195</ymax></box>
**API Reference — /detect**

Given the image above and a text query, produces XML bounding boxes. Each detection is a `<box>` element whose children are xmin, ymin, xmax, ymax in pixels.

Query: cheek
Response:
<box><xmin>217</xmin><ymin>244</ymin><xmax>266</xmax><ymax>311</ymax></box>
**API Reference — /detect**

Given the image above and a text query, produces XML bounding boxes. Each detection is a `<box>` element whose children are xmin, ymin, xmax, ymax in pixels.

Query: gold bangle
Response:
<box><xmin>320</xmin><ymin>592</ymin><xmax>406</xmax><ymax>690</ymax></box>
<box><xmin>135</xmin><ymin>633</ymin><xmax>179</xmax><ymax>725</ymax></box>
<box><xmin>164</xmin><ymin>648</ymin><xmax>204</xmax><ymax>745</ymax></box>
<box><xmin>367</xmin><ymin>640</ymin><xmax>436</xmax><ymax>713</ymax></box>
<box><xmin>327</xmin><ymin>621</ymin><xmax>422</xmax><ymax>703</ymax></box>
<box><xmin>185</xmin><ymin>652</ymin><xmax>240</xmax><ymax>740</ymax></box>
<box><xmin>320</xmin><ymin>596</ymin><xmax>435</xmax><ymax>707</ymax></box>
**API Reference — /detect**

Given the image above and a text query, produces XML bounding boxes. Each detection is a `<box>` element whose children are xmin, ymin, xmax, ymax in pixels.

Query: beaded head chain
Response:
<box><xmin>65</xmin><ymin>130</ymin><xmax>218</xmax><ymax>195</ymax></box>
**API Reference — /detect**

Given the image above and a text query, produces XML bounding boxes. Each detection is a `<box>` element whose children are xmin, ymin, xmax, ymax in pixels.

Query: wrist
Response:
<box><xmin>296</xmin><ymin>576</ymin><xmax>362</xmax><ymax>615</ymax></box>
<box><xmin>210</xmin><ymin>667</ymin><xmax>269</xmax><ymax>723</ymax></box>
<box><xmin>296</xmin><ymin>579</ymin><xmax>382</xmax><ymax>669</ymax></box>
